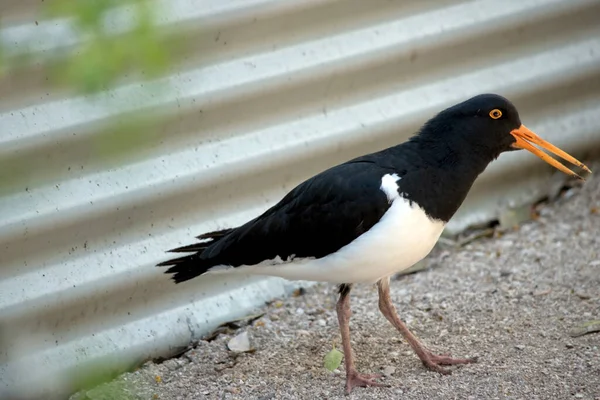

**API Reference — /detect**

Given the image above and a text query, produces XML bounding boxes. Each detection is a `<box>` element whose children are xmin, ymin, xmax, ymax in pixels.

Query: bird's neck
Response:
<box><xmin>385</xmin><ymin>137</ymin><xmax>497</xmax><ymax>222</ymax></box>
<box><xmin>412</xmin><ymin>134</ymin><xmax>496</xmax><ymax>176</ymax></box>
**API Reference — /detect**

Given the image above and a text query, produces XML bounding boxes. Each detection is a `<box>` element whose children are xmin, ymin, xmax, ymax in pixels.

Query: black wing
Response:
<box><xmin>159</xmin><ymin>160</ymin><xmax>396</xmax><ymax>283</ymax></box>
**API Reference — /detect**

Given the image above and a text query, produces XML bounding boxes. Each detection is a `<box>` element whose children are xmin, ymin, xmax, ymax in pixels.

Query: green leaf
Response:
<box><xmin>45</xmin><ymin>0</ymin><xmax>171</xmax><ymax>95</ymax></box>
<box><xmin>569</xmin><ymin>320</ymin><xmax>600</xmax><ymax>338</ymax></box>
<box><xmin>323</xmin><ymin>346</ymin><xmax>343</xmax><ymax>372</ymax></box>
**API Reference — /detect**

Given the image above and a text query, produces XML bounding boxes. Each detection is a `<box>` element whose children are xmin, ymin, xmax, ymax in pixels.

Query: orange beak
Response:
<box><xmin>510</xmin><ymin>125</ymin><xmax>592</xmax><ymax>180</ymax></box>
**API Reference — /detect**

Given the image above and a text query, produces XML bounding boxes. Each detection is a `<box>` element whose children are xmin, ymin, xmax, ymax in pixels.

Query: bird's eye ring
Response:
<box><xmin>489</xmin><ymin>109</ymin><xmax>502</xmax><ymax>119</ymax></box>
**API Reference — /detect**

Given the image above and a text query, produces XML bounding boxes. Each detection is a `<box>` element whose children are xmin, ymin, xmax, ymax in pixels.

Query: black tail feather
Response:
<box><xmin>196</xmin><ymin>228</ymin><xmax>234</xmax><ymax>240</ymax></box>
<box><xmin>159</xmin><ymin>252</ymin><xmax>215</xmax><ymax>284</ymax></box>
<box><xmin>167</xmin><ymin>227</ymin><xmax>235</xmax><ymax>253</ymax></box>
<box><xmin>163</xmin><ymin>256</ymin><xmax>212</xmax><ymax>284</ymax></box>
<box><xmin>156</xmin><ymin>254</ymin><xmax>196</xmax><ymax>267</ymax></box>
<box><xmin>158</xmin><ymin>227</ymin><xmax>235</xmax><ymax>284</ymax></box>
<box><xmin>167</xmin><ymin>242</ymin><xmax>211</xmax><ymax>253</ymax></box>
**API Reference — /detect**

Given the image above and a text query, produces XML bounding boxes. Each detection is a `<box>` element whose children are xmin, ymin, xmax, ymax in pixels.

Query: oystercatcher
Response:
<box><xmin>158</xmin><ymin>94</ymin><xmax>590</xmax><ymax>394</ymax></box>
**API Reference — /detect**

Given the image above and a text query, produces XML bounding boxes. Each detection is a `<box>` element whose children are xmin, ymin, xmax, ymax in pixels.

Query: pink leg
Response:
<box><xmin>336</xmin><ymin>284</ymin><xmax>387</xmax><ymax>394</ymax></box>
<box><xmin>377</xmin><ymin>278</ymin><xmax>477</xmax><ymax>374</ymax></box>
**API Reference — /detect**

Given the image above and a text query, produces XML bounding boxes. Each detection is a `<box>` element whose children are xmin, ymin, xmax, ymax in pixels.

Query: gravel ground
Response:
<box><xmin>76</xmin><ymin>169</ymin><xmax>600</xmax><ymax>400</ymax></box>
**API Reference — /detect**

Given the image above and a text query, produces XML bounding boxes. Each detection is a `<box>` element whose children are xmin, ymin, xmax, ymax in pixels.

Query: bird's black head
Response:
<box><xmin>416</xmin><ymin>93</ymin><xmax>590</xmax><ymax>179</ymax></box>
<box><xmin>419</xmin><ymin>94</ymin><xmax>521</xmax><ymax>161</ymax></box>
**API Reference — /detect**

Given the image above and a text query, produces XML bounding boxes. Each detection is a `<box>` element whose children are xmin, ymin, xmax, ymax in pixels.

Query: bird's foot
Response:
<box><xmin>344</xmin><ymin>369</ymin><xmax>387</xmax><ymax>395</ymax></box>
<box><xmin>420</xmin><ymin>351</ymin><xmax>478</xmax><ymax>374</ymax></box>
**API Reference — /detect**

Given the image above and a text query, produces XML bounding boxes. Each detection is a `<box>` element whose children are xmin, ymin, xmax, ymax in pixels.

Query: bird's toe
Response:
<box><xmin>344</xmin><ymin>370</ymin><xmax>388</xmax><ymax>395</ymax></box>
<box><xmin>422</xmin><ymin>360</ymin><xmax>452</xmax><ymax>375</ymax></box>
<box><xmin>419</xmin><ymin>350</ymin><xmax>478</xmax><ymax>375</ymax></box>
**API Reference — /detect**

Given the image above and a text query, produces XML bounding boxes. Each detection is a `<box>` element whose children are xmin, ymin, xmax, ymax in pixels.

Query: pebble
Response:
<box><xmin>228</xmin><ymin>331</ymin><xmax>251</xmax><ymax>353</ymax></box>
<box><xmin>382</xmin><ymin>366</ymin><xmax>396</xmax><ymax>377</ymax></box>
<box><xmin>317</xmin><ymin>319</ymin><xmax>327</xmax><ymax>327</ymax></box>
<box><xmin>225</xmin><ymin>386</ymin><xmax>240</xmax><ymax>394</ymax></box>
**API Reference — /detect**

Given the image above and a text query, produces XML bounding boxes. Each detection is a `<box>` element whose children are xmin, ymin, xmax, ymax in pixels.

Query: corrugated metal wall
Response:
<box><xmin>1</xmin><ymin>0</ymin><xmax>600</xmax><ymax>398</ymax></box>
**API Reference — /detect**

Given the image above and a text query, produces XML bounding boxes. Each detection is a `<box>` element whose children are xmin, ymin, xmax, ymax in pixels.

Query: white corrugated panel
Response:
<box><xmin>1</xmin><ymin>0</ymin><xmax>600</xmax><ymax>398</ymax></box>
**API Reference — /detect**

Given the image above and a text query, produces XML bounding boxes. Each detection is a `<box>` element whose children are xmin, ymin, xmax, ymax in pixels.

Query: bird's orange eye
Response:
<box><xmin>489</xmin><ymin>109</ymin><xmax>502</xmax><ymax>119</ymax></box>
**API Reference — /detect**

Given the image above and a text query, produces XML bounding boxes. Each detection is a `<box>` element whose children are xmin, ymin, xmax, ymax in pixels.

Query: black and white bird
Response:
<box><xmin>158</xmin><ymin>94</ymin><xmax>590</xmax><ymax>394</ymax></box>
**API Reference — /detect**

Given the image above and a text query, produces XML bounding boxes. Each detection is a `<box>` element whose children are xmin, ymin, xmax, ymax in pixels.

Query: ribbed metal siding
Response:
<box><xmin>1</xmin><ymin>0</ymin><xmax>600</xmax><ymax>398</ymax></box>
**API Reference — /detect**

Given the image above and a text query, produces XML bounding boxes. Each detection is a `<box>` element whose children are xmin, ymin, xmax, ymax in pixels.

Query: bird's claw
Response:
<box><xmin>344</xmin><ymin>370</ymin><xmax>387</xmax><ymax>395</ymax></box>
<box><xmin>421</xmin><ymin>351</ymin><xmax>478</xmax><ymax>374</ymax></box>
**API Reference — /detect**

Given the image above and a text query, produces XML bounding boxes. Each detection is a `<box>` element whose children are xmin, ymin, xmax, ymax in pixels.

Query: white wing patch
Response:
<box><xmin>380</xmin><ymin>173</ymin><xmax>401</xmax><ymax>203</ymax></box>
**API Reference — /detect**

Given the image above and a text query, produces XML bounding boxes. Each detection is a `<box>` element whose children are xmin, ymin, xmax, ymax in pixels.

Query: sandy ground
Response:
<box><xmin>74</xmin><ymin>169</ymin><xmax>600</xmax><ymax>400</ymax></box>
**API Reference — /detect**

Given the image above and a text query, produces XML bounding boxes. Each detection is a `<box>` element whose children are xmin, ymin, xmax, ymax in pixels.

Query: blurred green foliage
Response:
<box><xmin>0</xmin><ymin>0</ymin><xmax>172</xmax><ymax>94</ymax></box>
<box><xmin>0</xmin><ymin>0</ymin><xmax>181</xmax><ymax>195</ymax></box>
<box><xmin>0</xmin><ymin>3</ymin><xmax>181</xmax><ymax>396</ymax></box>
<box><xmin>0</xmin><ymin>32</ymin><xmax>4</xmax><ymax>77</ymax></box>
<box><xmin>46</xmin><ymin>0</ymin><xmax>170</xmax><ymax>94</ymax></box>
<box><xmin>66</xmin><ymin>358</ymin><xmax>146</xmax><ymax>400</ymax></box>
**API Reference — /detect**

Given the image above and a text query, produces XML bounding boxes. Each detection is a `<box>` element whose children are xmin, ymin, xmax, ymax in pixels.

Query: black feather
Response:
<box><xmin>168</xmin><ymin>243</ymin><xmax>211</xmax><ymax>253</ymax></box>
<box><xmin>196</xmin><ymin>228</ymin><xmax>234</xmax><ymax>240</ymax></box>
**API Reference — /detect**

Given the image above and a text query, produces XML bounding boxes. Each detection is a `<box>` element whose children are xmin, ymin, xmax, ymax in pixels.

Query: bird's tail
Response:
<box><xmin>157</xmin><ymin>228</ymin><xmax>234</xmax><ymax>284</ymax></box>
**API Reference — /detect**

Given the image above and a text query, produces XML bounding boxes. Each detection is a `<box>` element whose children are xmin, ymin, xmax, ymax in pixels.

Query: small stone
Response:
<box><xmin>382</xmin><ymin>366</ymin><xmax>396</xmax><ymax>377</ymax></box>
<box><xmin>297</xmin><ymin>330</ymin><xmax>310</xmax><ymax>336</ymax></box>
<box><xmin>562</xmin><ymin>188</ymin><xmax>576</xmax><ymax>199</ymax></box>
<box><xmin>575</xmin><ymin>292</ymin><xmax>591</xmax><ymax>300</ymax></box>
<box><xmin>565</xmin><ymin>343</ymin><xmax>574</xmax><ymax>349</ymax></box>
<box><xmin>228</xmin><ymin>331</ymin><xmax>252</xmax><ymax>353</ymax></box>
<box><xmin>296</xmin><ymin>308</ymin><xmax>305</xmax><ymax>315</ymax></box>
<box><xmin>225</xmin><ymin>386</ymin><xmax>240</xmax><ymax>394</ymax></box>
<box><xmin>317</xmin><ymin>319</ymin><xmax>327</xmax><ymax>327</ymax></box>
<box><xmin>574</xmin><ymin>393</ymin><xmax>584</xmax><ymax>398</ymax></box>
<box><xmin>515</xmin><ymin>345</ymin><xmax>525</xmax><ymax>351</ymax></box>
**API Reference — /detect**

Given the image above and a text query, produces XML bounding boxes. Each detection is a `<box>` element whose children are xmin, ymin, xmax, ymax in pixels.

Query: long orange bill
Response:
<box><xmin>510</xmin><ymin>125</ymin><xmax>592</xmax><ymax>180</ymax></box>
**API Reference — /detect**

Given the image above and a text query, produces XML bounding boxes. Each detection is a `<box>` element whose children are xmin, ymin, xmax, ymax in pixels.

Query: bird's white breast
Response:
<box><xmin>234</xmin><ymin>174</ymin><xmax>446</xmax><ymax>284</ymax></box>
